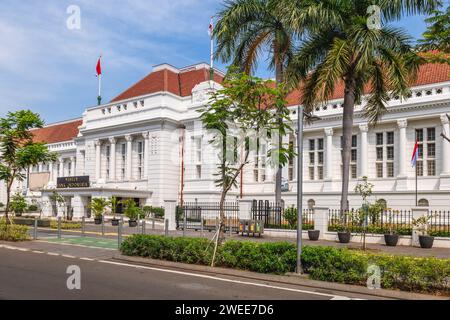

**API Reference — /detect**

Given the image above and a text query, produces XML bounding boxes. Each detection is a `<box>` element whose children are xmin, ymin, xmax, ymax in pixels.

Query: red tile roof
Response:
<box><xmin>111</xmin><ymin>66</ymin><xmax>224</xmax><ymax>102</ymax></box>
<box><xmin>31</xmin><ymin>119</ymin><xmax>82</xmax><ymax>144</ymax></box>
<box><xmin>285</xmin><ymin>62</ymin><xmax>450</xmax><ymax>106</ymax></box>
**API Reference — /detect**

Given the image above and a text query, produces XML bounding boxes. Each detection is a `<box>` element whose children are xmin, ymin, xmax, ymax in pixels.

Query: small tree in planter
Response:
<box><xmin>109</xmin><ymin>196</ymin><xmax>120</xmax><ymax>226</ymax></box>
<box><xmin>354</xmin><ymin>177</ymin><xmax>374</xmax><ymax>250</ymax></box>
<box><xmin>122</xmin><ymin>199</ymin><xmax>141</xmax><ymax>227</ymax></box>
<box><xmin>412</xmin><ymin>215</ymin><xmax>435</xmax><ymax>249</ymax></box>
<box><xmin>10</xmin><ymin>193</ymin><xmax>27</xmax><ymax>217</ymax></box>
<box><xmin>89</xmin><ymin>198</ymin><xmax>108</xmax><ymax>225</ymax></box>
<box><xmin>283</xmin><ymin>206</ymin><xmax>297</xmax><ymax>230</ymax></box>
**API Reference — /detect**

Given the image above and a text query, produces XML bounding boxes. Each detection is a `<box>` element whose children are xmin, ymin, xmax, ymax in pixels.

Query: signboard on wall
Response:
<box><xmin>57</xmin><ymin>176</ymin><xmax>90</xmax><ymax>189</ymax></box>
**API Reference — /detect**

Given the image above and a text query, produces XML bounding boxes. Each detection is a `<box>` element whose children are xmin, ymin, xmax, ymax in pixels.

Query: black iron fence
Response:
<box><xmin>251</xmin><ymin>200</ymin><xmax>315</xmax><ymax>230</ymax></box>
<box><xmin>428</xmin><ymin>210</ymin><xmax>450</xmax><ymax>237</ymax></box>
<box><xmin>177</xmin><ymin>202</ymin><xmax>240</xmax><ymax>232</ymax></box>
<box><xmin>328</xmin><ymin>209</ymin><xmax>413</xmax><ymax>235</ymax></box>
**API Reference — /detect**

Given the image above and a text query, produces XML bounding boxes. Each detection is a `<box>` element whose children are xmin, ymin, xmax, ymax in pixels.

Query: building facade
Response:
<box><xmin>2</xmin><ymin>61</ymin><xmax>450</xmax><ymax>217</ymax></box>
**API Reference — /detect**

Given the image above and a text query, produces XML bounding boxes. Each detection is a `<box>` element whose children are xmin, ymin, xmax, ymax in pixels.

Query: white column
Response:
<box><xmin>49</xmin><ymin>162</ymin><xmax>54</xmax><ymax>183</ymax></box>
<box><xmin>38</xmin><ymin>163</ymin><xmax>43</xmax><ymax>173</ymax></box>
<box><xmin>70</xmin><ymin>157</ymin><xmax>76</xmax><ymax>177</ymax></box>
<box><xmin>359</xmin><ymin>124</ymin><xmax>368</xmax><ymax>178</ymax></box>
<box><xmin>142</xmin><ymin>132</ymin><xmax>150</xmax><ymax>179</ymax></box>
<box><xmin>109</xmin><ymin>137</ymin><xmax>116</xmax><ymax>181</ymax></box>
<box><xmin>163</xmin><ymin>200</ymin><xmax>177</xmax><ymax>231</ymax></box>
<box><xmin>95</xmin><ymin>139</ymin><xmax>101</xmax><ymax>181</ymax></box>
<box><xmin>313</xmin><ymin>207</ymin><xmax>329</xmax><ymax>240</ymax></box>
<box><xmin>324</xmin><ymin>128</ymin><xmax>334</xmax><ymax>180</ymax></box>
<box><xmin>58</xmin><ymin>158</ymin><xmax>64</xmax><ymax>178</ymax></box>
<box><xmin>125</xmin><ymin>135</ymin><xmax>133</xmax><ymax>181</ymax></box>
<box><xmin>441</xmin><ymin>114</ymin><xmax>450</xmax><ymax>175</ymax></box>
<box><xmin>397</xmin><ymin>119</ymin><xmax>408</xmax><ymax>177</ymax></box>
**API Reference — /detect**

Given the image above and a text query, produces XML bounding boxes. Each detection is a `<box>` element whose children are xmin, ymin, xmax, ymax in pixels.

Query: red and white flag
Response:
<box><xmin>208</xmin><ymin>17</ymin><xmax>213</xmax><ymax>37</ymax></box>
<box><xmin>96</xmin><ymin>56</ymin><xmax>102</xmax><ymax>76</ymax></box>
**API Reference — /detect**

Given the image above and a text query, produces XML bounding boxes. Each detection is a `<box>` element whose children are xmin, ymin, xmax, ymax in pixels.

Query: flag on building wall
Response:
<box><xmin>411</xmin><ymin>141</ymin><xmax>419</xmax><ymax>167</ymax></box>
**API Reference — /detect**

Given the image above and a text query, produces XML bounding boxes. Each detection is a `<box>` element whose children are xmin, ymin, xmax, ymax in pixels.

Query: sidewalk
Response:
<box><xmin>35</xmin><ymin>223</ymin><xmax>450</xmax><ymax>259</ymax></box>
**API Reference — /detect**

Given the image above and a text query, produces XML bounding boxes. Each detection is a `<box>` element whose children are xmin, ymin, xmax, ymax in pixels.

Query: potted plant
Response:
<box><xmin>412</xmin><ymin>215</ymin><xmax>435</xmax><ymax>249</ymax></box>
<box><xmin>109</xmin><ymin>196</ymin><xmax>120</xmax><ymax>226</ymax></box>
<box><xmin>123</xmin><ymin>199</ymin><xmax>141</xmax><ymax>227</ymax></box>
<box><xmin>384</xmin><ymin>209</ymin><xmax>399</xmax><ymax>247</ymax></box>
<box><xmin>89</xmin><ymin>198</ymin><xmax>108</xmax><ymax>225</ymax></box>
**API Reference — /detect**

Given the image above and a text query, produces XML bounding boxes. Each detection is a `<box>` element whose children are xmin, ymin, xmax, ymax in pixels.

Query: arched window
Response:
<box><xmin>418</xmin><ymin>199</ymin><xmax>429</xmax><ymax>207</ymax></box>
<box><xmin>307</xmin><ymin>199</ymin><xmax>316</xmax><ymax>210</ymax></box>
<box><xmin>376</xmin><ymin>199</ymin><xmax>387</xmax><ymax>209</ymax></box>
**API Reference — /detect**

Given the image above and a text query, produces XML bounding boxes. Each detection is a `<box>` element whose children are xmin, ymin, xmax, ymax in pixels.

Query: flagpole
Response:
<box><xmin>210</xmin><ymin>17</ymin><xmax>214</xmax><ymax>81</ymax></box>
<box><xmin>98</xmin><ymin>73</ymin><xmax>102</xmax><ymax>106</ymax></box>
<box><xmin>415</xmin><ymin>161</ymin><xmax>418</xmax><ymax>206</ymax></box>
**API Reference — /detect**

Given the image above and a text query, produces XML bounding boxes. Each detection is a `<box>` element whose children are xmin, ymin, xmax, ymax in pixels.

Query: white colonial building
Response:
<box><xmin>2</xmin><ymin>61</ymin><xmax>450</xmax><ymax>217</ymax></box>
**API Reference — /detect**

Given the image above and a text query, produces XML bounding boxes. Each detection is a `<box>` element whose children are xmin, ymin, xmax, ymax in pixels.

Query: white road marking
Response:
<box><xmin>80</xmin><ymin>257</ymin><xmax>95</xmax><ymax>261</ymax></box>
<box><xmin>98</xmin><ymin>260</ymin><xmax>358</xmax><ymax>300</ymax></box>
<box><xmin>62</xmin><ymin>255</ymin><xmax>76</xmax><ymax>259</ymax></box>
<box><xmin>32</xmin><ymin>251</ymin><xmax>44</xmax><ymax>254</ymax></box>
<box><xmin>47</xmin><ymin>252</ymin><xmax>60</xmax><ymax>256</ymax></box>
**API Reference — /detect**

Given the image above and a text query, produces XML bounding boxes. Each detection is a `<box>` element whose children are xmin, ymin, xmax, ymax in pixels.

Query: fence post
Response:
<box><xmin>183</xmin><ymin>209</ymin><xmax>187</xmax><ymax>237</ymax></box>
<box><xmin>313</xmin><ymin>207</ymin><xmax>329</xmax><ymax>240</ymax></box>
<box><xmin>165</xmin><ymin>219</ymin><xmax>169</xmax><ymax>237</ymax></box>
<box><xmin>33</xmin><ymin>217</ymin><xmax>38</xmax><ymax>240</ymax></box>
<box><xmin>163</xmin><ymin>200</ymin><xmax>177</xmax><ymax>231</ymax></box>
<box><xmin>57</xmin><ymin>217</ymin><xmax>62</xmax><ymax>239</ymax></box>
<box><xmin>238</xmin><ymin>200</ymin><xmax>253</xmax><ymax>220</ymax></box>
<box><xmin>201</xmin><ymin>218</ymin><xmax>204</xmax><ymax>237</ymax></box>
<box><xmin>101</xmin><ymin>215</ymin><xmax>105</xmax><ymax>236</ymax></box>
<box><xmin>82</xmin><ymin>216</ymin><xmax>85</xmax><ymax>237</ymax></box>
<box><xmin>152</xmin><ymin>218</ymin><xmax>155</xmax><ymax>230</ymax></box>
<box><xmin>118</xmin><ymin>217</ymin><xmax>123</xmax><ymax>248</ymax></box>
<box><xmin>411</xmin><ymin>207</ymin><xmax>429</xmax><ymax>247</ymax></box>
<box><xmin>142</xmin><ymin>218</ymin><xmax>146</xmax><ymax>235</ymax></box>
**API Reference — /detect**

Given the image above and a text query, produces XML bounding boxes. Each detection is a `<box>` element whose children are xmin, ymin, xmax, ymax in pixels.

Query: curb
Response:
<box><xmin>112</xmin><ymin>254</ymin><xmax>449</xmax><ymax>300</ymax></box>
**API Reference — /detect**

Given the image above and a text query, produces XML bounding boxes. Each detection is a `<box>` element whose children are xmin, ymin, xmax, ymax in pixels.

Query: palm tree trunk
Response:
<box><xmin>340</xmin><ymin>77</ymin><xmax>357</xmax><ymax>215</ymax></box>
<box><xmin>274</xmin><ymin>46</ymin><xmax>283</xmax><ymax>205</ymax></box>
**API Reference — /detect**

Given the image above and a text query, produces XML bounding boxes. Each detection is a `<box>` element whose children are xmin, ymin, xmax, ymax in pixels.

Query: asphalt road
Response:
<box><xmin>0</xmin><ymin>247</ymin><xmax>365</xmax><ymax>300</ymax></box>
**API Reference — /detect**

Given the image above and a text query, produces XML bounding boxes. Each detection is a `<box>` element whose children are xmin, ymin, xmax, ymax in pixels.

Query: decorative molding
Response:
<box><xmin>397</xmin><ymin>119</ymin><xmax>408</xmax><ymax>129</ymax></box>
<box><xmin>441</xmin><ymin>114</ymin><xmax>450</xmax><ymax>125</ymax></box>
<box><xmin>359</xmin><ymin>123</ymin><xmax>369</xmax><ymax>133</ymax></box>
<box><xmin>324</xmin><ymin>127</ymin><xmax>334</xmax><ymax>137</ymax></box>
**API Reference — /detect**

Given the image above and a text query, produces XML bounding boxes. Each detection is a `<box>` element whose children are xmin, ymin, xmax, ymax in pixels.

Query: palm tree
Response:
<box><xmin>214</xmin><ymin>0</ymin><xmax>297</xmax><ymax>204</ymax></box>
<box><xmin>283</xmin><ymin>0</ymin><xmax>439</xmax><ymax>213</ymax></box>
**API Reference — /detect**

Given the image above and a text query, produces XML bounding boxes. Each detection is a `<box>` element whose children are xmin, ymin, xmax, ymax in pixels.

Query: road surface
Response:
<box><xmin>0</xmin><ymin>247</ymin><xmax>375</xmax><ymax>300</ymax></box>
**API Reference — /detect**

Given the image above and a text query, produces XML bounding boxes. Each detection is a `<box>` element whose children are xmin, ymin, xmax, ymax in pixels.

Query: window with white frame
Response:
<box><xmin>120</xmin><ymin>143</ymin><xmax>126</xmax><ymax>180</ymax></box>
<box><xmin>416</xmin><ymin>128</ymin><xmax>436</xmax><ymax>176</ymax></box>
<box><xmin>106</xmin><ymin>145</ymin><xmax>111</xmax><ymax>180</ymax></box>
<box><xmin>253</xmin><ymin>141</ymin><xmax>267</xmax><ymax>182</ymax></box>
<box><xmin>340</xmin><ymin>135</ymin><xmax>358</xmax><ymax>179</ymax></box>
<box><xmin>137</xmin><ymin>141</ymin><xmax>144</xmax><ymax>180</ymax></box>
<box><xmin>193</xmin><ymin>136</ymin><xmax>202</xmax><ymax>179</ymax></box>
<box><xmin>308</xmin><ymin>138</ymin><xmax>324</xmax><ymax>180</ymax></box>
<box><xmin>375</xmin><ymin>132</ymin><xmax>395</xmax><ymax>178</ymax></box>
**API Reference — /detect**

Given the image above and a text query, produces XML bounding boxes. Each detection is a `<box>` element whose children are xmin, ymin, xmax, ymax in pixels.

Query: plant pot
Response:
<box><xmin>419</xmin><ymin>235</ymin><xmax>434</xmax><ymax>249</ymax></box>
<box><xmin>128</xmin><ymin>220</ymin><xmax>138</xmax><ymax>228</ymax></box>
<box><xmin>308</xmin><ymin>230</ymin><xmax>320</xmax><ymax>241</ymax></box>
<box><xmin>384</xmin><ymin>234</ymin><xmax>399</xmax><ymax>247</ymax></box>
<box><xmin>337</xmin><ymin>232</ymin><xmax>351</xmax><ymax>244</ymax></box>
<box><xmin>111</xmin><ymin>219</ymin><xmax>119</xmax><ymax>226</ymax></box>
<box><xmin>94</xmin><ymin>218</ymin><xmax>102</xmax><ymax>225</ymax></box>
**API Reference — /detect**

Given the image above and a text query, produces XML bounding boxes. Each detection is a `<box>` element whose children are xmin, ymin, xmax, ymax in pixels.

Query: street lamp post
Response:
<box><xmin>296</xmin><ymin>105</ymin><xmax>304</xmax><ymax>274</ymax></box>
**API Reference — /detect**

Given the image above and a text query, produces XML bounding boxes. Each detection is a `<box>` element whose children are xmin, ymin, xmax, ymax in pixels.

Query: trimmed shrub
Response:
<box><xmin>0</xmin><ymin>220</ymin><xmax>30</xmax><ymax>242</ymax></box>
<box><xmin>120</xmin><ymin>235</ymin><xmax>450</xmax><ymax>294</ymax></box>
<box><xmin>50</xmin><ymin>220</ymin><xmax>81</xmax><ymax>230</ymax></box>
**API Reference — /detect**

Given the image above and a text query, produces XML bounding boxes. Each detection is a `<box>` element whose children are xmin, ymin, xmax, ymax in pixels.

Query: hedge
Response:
<box><xmin>120</xmin><ymin>235</ymin><xmax>450</xmax><ymax>294</ymax></box>
<box><xmin>0</xmin><ymin>220</ymin><xmax>30</xmax><ymax>242</ymax></box>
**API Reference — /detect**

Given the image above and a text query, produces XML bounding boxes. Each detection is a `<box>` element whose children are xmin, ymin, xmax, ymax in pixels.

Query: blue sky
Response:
<box><xmin>0</xmin><ymin>0</ymin><xmax>437</xmax><ymax>124</ymax></box>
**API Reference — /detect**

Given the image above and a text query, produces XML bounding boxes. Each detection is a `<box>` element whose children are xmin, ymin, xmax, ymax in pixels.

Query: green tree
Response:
<box><xmin>0</xmin><ymin>111</ymin><xmax>57</xmax><ymax>221</ymax></box>
<box><xmin>199</xmin><ymin>70</ymin><xmax>294</xmax><ymax>265</ymax></box>
<box><xmin>9</xmin><ymin>193</ymin><xmax>28</xmax><ymax>217</ymax></box>
<box><xmin>214</xmin><ymin>0</ymin><xmax>297</xmax><ymax>203</ymax></box>
<box><xmin>109</xmin><ymin>196</ymin><xmax>119</xmax><ymax>218</ymax></box>
<box><xmin>417</xmin><ymin>5</ymin><xmax>450</xmax><ymax>53</ymax></box>
<box><xmin>284</xmin><ymin>0</ymin><xmax>438</xmax><ymax>213</ymax></box>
